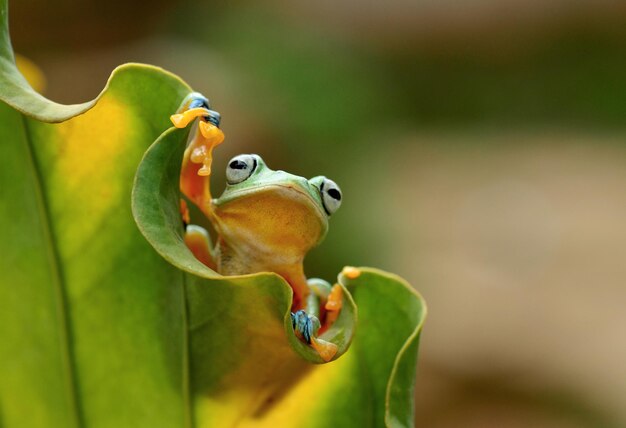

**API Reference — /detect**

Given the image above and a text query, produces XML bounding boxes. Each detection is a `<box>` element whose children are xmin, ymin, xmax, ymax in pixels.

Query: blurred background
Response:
<box><xmin>11</xmin><ymin>0</ymin><xmax>626</xmax><ymax>426</ymax></box>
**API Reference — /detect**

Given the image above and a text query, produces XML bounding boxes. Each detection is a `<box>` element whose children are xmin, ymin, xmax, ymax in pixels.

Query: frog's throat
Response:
<box><xmin>210</xmin><ymin>185</ymin><xmax>329</xmax><ymax>262</ymax></box>
<box><xmin>215</xmin><ymin>236</ymin><xmax>310</xmax><ymax>310</ymax></box>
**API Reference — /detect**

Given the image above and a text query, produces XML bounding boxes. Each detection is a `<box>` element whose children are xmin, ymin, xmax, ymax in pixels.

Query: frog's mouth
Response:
<box><xmin>214</xmin><ymin>183</ymin><xmax>327</xmax><ymax>220</ymax></box>
<box><xmin>212</xmin><ymin>184</ymin><xmax>329</xmax><ymax>259</ymax></box>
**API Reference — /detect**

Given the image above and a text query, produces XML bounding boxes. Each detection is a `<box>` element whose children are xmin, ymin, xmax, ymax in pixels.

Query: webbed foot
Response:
<box><xmin>171</xmin><ymin>92</ymin><xmax>221</xmax><ymax>128</ymax></box>
<box><xmin>324</xmin><ymin>283</ymin><xmax>343</xmax><ymax>325</ymax></box>
<box><xmin>310</xmin><ymin>337</ymin><xmax>338</xmax><ymax>362</ymax></box>
<box><xmin>291</xmin><ymin>310</ymin><xmax>338</xmax><ymax>362</ymax></box>
<box><xmin>172</xmin><ymin>92</ymin><xmax>224</xmax><ymax>177</ymax></box>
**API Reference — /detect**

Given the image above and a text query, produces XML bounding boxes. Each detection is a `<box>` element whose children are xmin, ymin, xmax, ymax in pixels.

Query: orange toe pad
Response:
<box><xmin>311</xmin><ymin>337</ymin><xmax>338</xmax><ymax>362</ymax></box>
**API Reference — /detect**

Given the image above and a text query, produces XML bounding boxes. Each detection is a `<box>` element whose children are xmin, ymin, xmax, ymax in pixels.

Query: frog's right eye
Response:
<box><xmin>226</xmin><ymin>154</ymin><xmax>257</xmax><ymax>184</ymax></box>
<box><xmin>320</xmin><ymin>178</ymin><xmax>342</xmax><ymax>216</ymax></box>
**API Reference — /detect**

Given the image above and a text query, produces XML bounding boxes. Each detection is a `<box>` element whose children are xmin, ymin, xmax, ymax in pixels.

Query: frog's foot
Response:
<box><xmin>291</xmin><ymin>310</ymin><xmax>338</xmax><ymax>362</ymax></box>
<box><xmin>341</xmin><ymin>266</ymin><xmax>362</xmax><ymax>280</ymax></box>
<box><xmin>324</xmin><ymin>283</ymin><xmax>343</xmax><ymax>326</ymax></box>
<box><xmin>325</xmin><ymin>284</ymin><xmax>343</xmax><ymax>311</ymax></box>
<box><xmin>185</xmin><ymin>116</ymin><xmax>224</xmax><ymax>175</ymax></box>
<box><xmin>311</xmin><ymin>337</ymin><xmax>338</xmax><ymax>363</ymax></box>
<box><xmin>305</xmin><ymin>278</ymin><xmax>343</xmax><ymax>334</ymax></box>
<box><xmin>171</xmin><ymin>107</ymin><xmax>222</xmax><ymax>132</ymax></box>
<box><xmin>171</xmin><ymin>92</ymin><xmax>225</xmax><ymax>178</ymax></box>
<box><xmin>171</xmin><ymin>93</ymin><xmax>221</xmax><ymax>128</ymax></box>
<box><xmin>173</xmin><ymin>107</ymin><xmax>224</xmax><ymax>178</ymax></box>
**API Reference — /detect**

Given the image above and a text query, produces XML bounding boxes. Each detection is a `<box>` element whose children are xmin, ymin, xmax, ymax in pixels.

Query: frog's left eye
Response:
<box><xmin>320</xmin><ymin>178</ymin><xmax>342</xmax><ymax>215</ymax></box>
<box><xmin>226</xmin><ymin>154</ymin><xmax>257</xmax><ymax>184</ymax></box>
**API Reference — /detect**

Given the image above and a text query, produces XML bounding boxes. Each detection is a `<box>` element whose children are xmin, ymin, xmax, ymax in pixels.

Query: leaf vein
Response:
<box><xmin>21</xmin><ymin>116</ymin><xmax>83</xmax><ymax>428</ymax></box>
<box><xmin>182</xmin><ymin>271</ymin><xmax>193</xmax><ymax>428</ymax></box>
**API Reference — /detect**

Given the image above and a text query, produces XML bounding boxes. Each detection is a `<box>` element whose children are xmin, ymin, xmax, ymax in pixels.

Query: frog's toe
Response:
<box><xmin>310</xmin><ymin>337</ymin><xmax>338</xmax><ymax>362</ymax></box>
<box><xmin>171</xmin><ymin>93</ymin><xmax>222</xmax><ymax>129</ymax></box>
<box><xmin>170</xmin><ymin>107</ymin><xmax>210</xmax><ymax>128</ymax></box>
<box><xmin>291</xmin><ymin>310</ymin><xmax>337</xmax><ymax>362</ymax></box>
<box><xmin>291</xmin><ymin>310</ymin><xmax>316</xmax><ymax>343</ymax></box>
<box><xmin>187</xmin><ymin>93</ymin><xmax>210</xmax><ymax>110</ymax></box>
<box><xmin>325</xmin><ymin>283</ymin><xmax>343</xmax><ymax>312</ymax></box>
<box><xmin>184</xmin><ymin>224</ymin><xmax>215</xmax><ymax>270</ymax></box>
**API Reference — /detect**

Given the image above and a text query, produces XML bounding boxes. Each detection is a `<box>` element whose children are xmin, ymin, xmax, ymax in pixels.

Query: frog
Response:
<box><xmin>170</xmin><ymin>93</ymin><xmax>346</xmax><ymax>361</ymax></box>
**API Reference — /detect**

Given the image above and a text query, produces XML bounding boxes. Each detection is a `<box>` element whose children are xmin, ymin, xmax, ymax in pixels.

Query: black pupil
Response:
<box><xmin>327</xmin><ymin>188</ymin><xmax>341</xmax><ymax>201</ymax></box>
<box><xmin>229</xmin><ymin>160</ymin><xmax>248</xmax><ymax>170</ymax></box>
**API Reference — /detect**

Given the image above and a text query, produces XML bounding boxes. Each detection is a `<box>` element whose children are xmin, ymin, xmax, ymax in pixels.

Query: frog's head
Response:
<box><xmin>212</xmin><ymin>154</ymin><xmax>342</xmax><ymax>262</ymax></box>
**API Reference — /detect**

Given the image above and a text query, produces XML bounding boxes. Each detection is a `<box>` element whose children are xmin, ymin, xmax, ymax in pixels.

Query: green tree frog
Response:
<box><xmin>170</xmin><ymin>93</ymin><xmax>348</xmax><ymax>361</ymax></box>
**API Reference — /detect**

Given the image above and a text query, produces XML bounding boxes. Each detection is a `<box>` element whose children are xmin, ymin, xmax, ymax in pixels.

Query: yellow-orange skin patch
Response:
<box><xmin>323</xmin><ymin>284</ymin><xmax>343</xmax><ymax>327</ymax></box>
<box><xmin>342</xmin><ymin>266</ymin><xmax>362</xmax><ymax>279</ymax></box>
<box><xmin>213</xmin><ymin>187</ymin><xmax>325</xmax><ymax>308</ymax></box>
<box><xmin>184</xmin><ymin>227</ymin><xmax>216</xmax><ymax>271</ymax></box>
<box><xmin>171</xmin><ymin>109</ymin><xmax>224</xmax><ymax>178</ymax></box>
<box><xmin>310</xmin><ymin>337</ymin><xmax>338</xmax><ymax>362</ymax></box>
<box><xmin>325</xmin><ymin>284</ymin><xmax>343</xmax><ymax>312</ymax></box>
<box><xmin>214</xmin><ymin>188</ymin><xmax>324</xmax><ymax>264</ymax></box>
<box><xmin>180</xmin><ymin>199</ymin><xmax>190</xmax><ymax>225</ymax></box>
<box><xmin>170</xmin><ymin>107</ymin><xmax>209</xmax><ymax>128</ymax></box>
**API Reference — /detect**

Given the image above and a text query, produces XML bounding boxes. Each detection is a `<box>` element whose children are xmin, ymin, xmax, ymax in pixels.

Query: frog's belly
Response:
<box><xmin>215</xmin><ymin>238</ymin><xmax>309</xmax><ymax>310</ymax></box>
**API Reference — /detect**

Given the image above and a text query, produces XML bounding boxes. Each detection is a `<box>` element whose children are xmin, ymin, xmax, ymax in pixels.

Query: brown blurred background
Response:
<box><xmin>11</xmin><ymin>0</ymin><xmax>626</xmax><ymax>426</ymax></box>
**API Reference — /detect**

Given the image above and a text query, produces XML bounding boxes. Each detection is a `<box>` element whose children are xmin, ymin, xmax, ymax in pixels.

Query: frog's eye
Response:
<box><xmin>226</xmin><ymin>154</ymin><xmax>257</xmax><ymax>184</ymax></box>
<box><xmin>320</xmin><ymin>178</ymin><xmax>342</xmax><ymax>215</ymax></box>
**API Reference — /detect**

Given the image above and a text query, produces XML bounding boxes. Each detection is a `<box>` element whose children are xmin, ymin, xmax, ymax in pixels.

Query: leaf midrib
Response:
<box><xmin>21</xmin><ymin>115</ymin><xmax>83</xmax><ymax>428</ymax></box>
<box><xmin>181</xmin><ymin>270</ymin><xmax>192</xmax><ymax>428</ymax></box>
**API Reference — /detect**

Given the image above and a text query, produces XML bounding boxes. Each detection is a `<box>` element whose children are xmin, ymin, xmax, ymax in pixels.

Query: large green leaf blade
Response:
<box><xmin>0</xmin><ymin>59</ymin><xmax>194</xmax><ymax>427</ymax></box>
<box><xmin>341</xmin><ymin>270</ymin><xmax>427</xmax><ymax>427</ymax></box>
<box><xmin>0</xmin><ymin>102</ymin><xmax>79</xmax><ymax>427</ymax></box>
<box><xmin>0</xmin><ymin>0</ymin><xmax>122</xmax><ymax>122</ymax></box>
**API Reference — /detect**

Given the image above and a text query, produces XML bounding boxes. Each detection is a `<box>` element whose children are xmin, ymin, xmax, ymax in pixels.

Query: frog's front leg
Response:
<box><xmin>184</xmin><ymin>224</ymin><xmax>217</xmax><ymax>271</ymax></box>
<box><xmin>180</xmin><ymin>199</ymin><xmax>217</xmax><ymax>270</ymax></box>
<box><xmin>291</xmin><ymin>278</ymin><xmax>343</xmax><ymax>362</ymax></box>
<box><xmin>173</xmin><ymin>93</ymin><xmax>223</xmax><ymax>271</ymax></box>
<box><xmin>171</xmin><ymin>92</ymin><xmax>224</xmax><ymax>219</ymax></box>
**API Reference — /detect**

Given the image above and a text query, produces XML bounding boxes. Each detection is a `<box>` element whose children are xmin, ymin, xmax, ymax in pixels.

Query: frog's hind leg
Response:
<box><xmin>291</xmin><ymin>310</ymin><xmax>337</xmax><ymax>362</ymax></box>
<box><xmin>291</xmin><ymin>278</ymin><xmax>339</xmax><ymax>362</ymax></box>
<box><xmin>307</xmin><ymin>279</ymin><xmax>343</xmax><ymax>329</ymax></box>
<box><xmin>323</xmin><ymin>283</ymin><xmax>343</xmax><ymax>326</ymax></box>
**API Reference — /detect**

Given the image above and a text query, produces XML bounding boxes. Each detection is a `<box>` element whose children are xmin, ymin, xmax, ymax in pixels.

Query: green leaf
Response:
<box><xmin>0</xmin><ymin>2</ymin><xmax>194</xmax><ymax>424</ymax></box>
<box><xmin>0</xmin><ymin>0</ymin><xmax>111</xmax><ymax>121</ymax></box>
<box><xmin>0</xmin><ymin>64</ymin><xmax>194</xmax><ymax>426</ymax></box>
<box><xmin>0</xmin><ymin>0</ymin><xmax>426</xmax><ymax>425</ymax></box>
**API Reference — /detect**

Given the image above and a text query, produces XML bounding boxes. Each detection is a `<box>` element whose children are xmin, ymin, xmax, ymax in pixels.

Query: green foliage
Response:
<box><xmin>0</xmin><ymin>0</ymin><xmax>426</xmax><ymax>426</ymax></box>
